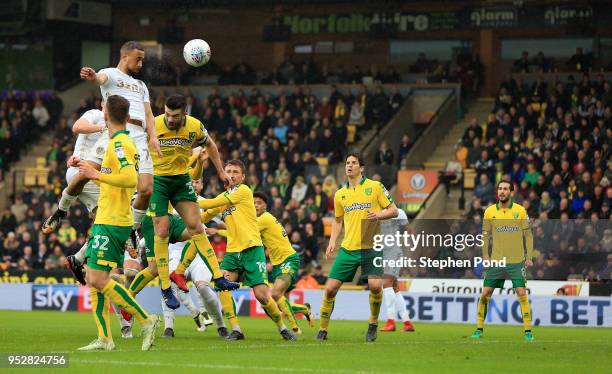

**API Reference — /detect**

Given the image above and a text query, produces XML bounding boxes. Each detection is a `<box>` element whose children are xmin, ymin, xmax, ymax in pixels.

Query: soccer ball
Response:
<box><xmin>183</xmin><ymin>39</ymin><xmax>211</xmax><ymax>67</ymax></box>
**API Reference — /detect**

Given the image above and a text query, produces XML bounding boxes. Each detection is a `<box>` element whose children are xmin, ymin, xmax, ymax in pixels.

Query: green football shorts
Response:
<box><xmin>483</xmin><ymin>261</ymin><xmax>527</xmax><ymax>288</ymax></box>
<box><xmin>328</xmin><ymin>247</ymin><xmax>383</xmax><ymax>283</ymax></box>
<box><xmin>272</xmin><ymin>253</ymin><xmax>301</xmax><ymax>291</ymax></box>
<box><xmin>220</xmin><ymin>246</ymin><xmax>268</xmax><ymax>287</ymax></box>
<box><xmin>149</xmin><ymin>174</ymin><xmax>197</xmax><ymax>216</ymax></box>
<box><xmin>86</xmin><ymin>224</ymin><xmax>132</xmax><ymax>271</ymax></box>
<box><xmin>141</xmin><ymin>214</ymin><xmax>187</xmax><ymax>259</ymax></box>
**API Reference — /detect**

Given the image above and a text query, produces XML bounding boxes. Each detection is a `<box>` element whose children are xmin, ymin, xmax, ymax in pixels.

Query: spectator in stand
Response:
<box><xmin>567</xmin><ymin>47</ymin><xmax>592</xmax><ymax>73</ymax></box>
<box><xmin>374</xmin><ymin>141</ymin><xmax>394</xmax><ymax>165</ymax></box>
<box><xmin>439</xmin><ymin>154</ymin><xmax>463</xmax><ymax>197</ymax></box>
<box><xmin>397</xmin><ymin>135</ymin><xmax>413</xmax><ymax>166</ymax></box>
<box><xmin>514</xmin><ymin>51</ymin><xmax>531</xmax><ymax>73</ymax></box>
<box><xmin>474</xmin><ymin>174</ymin><xmax>495</xmax><ymax>205</ymax></box>
<box><xmin>312</xmin><ymin>264</ymin><xmax>328</xmax><ymax>285</ymax></box>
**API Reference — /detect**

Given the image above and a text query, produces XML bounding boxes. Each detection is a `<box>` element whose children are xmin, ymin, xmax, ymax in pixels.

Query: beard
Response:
<box><xmin>498</xmin><ymin>195</ymin><xmax>510</xmax><ymax>203</ymax></box>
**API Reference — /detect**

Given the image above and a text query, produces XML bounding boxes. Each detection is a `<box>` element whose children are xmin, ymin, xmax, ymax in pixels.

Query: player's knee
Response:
<box><xmin>515</xmin><ymin>287</ymin><xmax>527</xmax><ymax>297</ymax></box>
<box><xmin>138</xmin><ymin>184</ymin><xmax>153</xmax><ymax>199</ymax></box>
<box><xmin>195</xmin><ymin>281</ymin><xmax>209</xmax><ymax>293</ymax></box>
<box><xmin>253</xmin><ymin>286</ymin><xmax>270</xmax><ymax>304</ymax></box>
<box><xmin>325</xmin><ymin>287</ymin><xmax>338</xmax><ymax>299</ymax></box>
<box><xmin>188</xmin><ymin>224</ymin><xmax>205</xmax><ymax>235</ymax></box>
<box><xmin>270</xmin><ymin>287</ymin><xmax>283</xmax><ymax>301</ymax></box>
<box><xmin>124</xmin><ymin>268</ymin><xmax>138</xmax><ymax>281</ymax></box>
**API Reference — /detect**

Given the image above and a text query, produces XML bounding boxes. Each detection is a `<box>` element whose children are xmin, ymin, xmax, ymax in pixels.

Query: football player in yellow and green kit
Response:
<box><xmin>317</xmin><ymin>153</ymin><xmax>398</xmax><ymax>342</ymax></box>
<box><xmin>144</xmin><ymin>94</ymin><xmax>238</xmax><ymax>310</ymax></box>
<box><xmin>76</xmin><ymin>95</ymin><xmax>159</xmax><ymax>351</ymax></box>
<box><xmin>471</xmin><ymin>180</ymin><xmax>535</xmax><ymax>341</ymax></box>
<box><xmin>192</xmin><ymin>160</ymin><xmax>297</xmax><ymax>341</ymax></box>
<box><xmin>253</xmin><ymin>192</ymin><xmax>315</xmax><ymax>333</ymax></box>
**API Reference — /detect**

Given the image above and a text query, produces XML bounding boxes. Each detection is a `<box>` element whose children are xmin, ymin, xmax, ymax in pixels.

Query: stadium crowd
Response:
<box><xmin>0</xmin><ymin>84</ymin><xmax>405</xmax><ymax>286</ymax></box>
<box><xmin>139</xmin><ymin>55</ymin><xmax>404</xmax><ymax>86</ymax></box>
<box><xmin>447</xmin><ymin>72</ymin><xmax>612</xmax><ymax>282</ymax></box>
<box><xmin>0</xmin><ymin>90</ymin><xmax>63</xmax><ymax>182</ymax></box>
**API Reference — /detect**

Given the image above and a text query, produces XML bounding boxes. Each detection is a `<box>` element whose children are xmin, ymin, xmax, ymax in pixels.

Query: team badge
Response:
<box><xmin>365</xmin><ymin>187</ymin><xmax>372</xmax><ymax>196</ymax></box>
<box><xmin>513</xmin><ymin>212</ymin><xmax>519</xmax><ymax>219</ymax></box>
<box><xmin>189</xmin><ymin>132</ymin><xmax>196</xmax><ymax>142</ymax></box>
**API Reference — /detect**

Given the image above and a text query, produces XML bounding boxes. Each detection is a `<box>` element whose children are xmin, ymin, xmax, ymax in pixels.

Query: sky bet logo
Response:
<box><xmin>32</xmin><ymin>285</ymin><xmax>78</xmax><ymax>312</ymax></box>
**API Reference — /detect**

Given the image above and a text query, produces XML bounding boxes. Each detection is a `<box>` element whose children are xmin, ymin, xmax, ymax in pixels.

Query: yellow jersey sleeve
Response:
<box><xmin>334</xmin><ymin>189</ymin><xmax>344</xmax><ymax>218</ymax></box>
<box><xmin>376</xmin><ymin>182</ymin><xmax>393</xmax><ymax>209</ymax></box>
<box><xmin>225</xmin><ymin>184</ymin><xmax>250</xmax><ymax>205</ymax></box>
<box><xmin>196</xmin><ymin>120</ymin><xmax>209</xmax><ymax>146</ymax></box>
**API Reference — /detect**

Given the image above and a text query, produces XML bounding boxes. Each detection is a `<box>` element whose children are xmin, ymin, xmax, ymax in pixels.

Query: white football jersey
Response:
<box><xmin>98</xmin><ymin>67</ymin><xmax>149</xmax><ymax>126</ymax></box>
<box><xmin>72</xmin><ymin>109</ymin><xmax>105</xmax><ymax>159</ymax></box>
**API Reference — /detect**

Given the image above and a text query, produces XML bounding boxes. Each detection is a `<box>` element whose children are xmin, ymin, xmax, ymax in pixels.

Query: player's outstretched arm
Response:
<box><xmin>144</xmin><ymin>102</ymin><xmax>162</xmax><ymax>156</ymax></box>
<box><xmin>80</xmin><ymin>67</ymin><xmax>108</xmax><ymax>86</ymax></box>
<box><xmin>73</xmin><ymin>117</ymin><xmax>105</xmax><ymax>135</ymax></box>
<box><xmin>200</xmin><ymin>206</ymin><xmax>226</xmax><ymax>223</ymax></box>
<box><xmin>78</xmin><ymin>160</ymin><xmax>137</xmax><ymax>188</ymax></box>
<box><xmin>204</xmin><ymin>137</ymin><xmax>231</xmax><ymax>187</ymax></box>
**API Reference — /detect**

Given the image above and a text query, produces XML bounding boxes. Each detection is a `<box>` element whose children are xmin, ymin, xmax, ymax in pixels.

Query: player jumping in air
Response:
<box><xmin>184</xmin><ymin>160</ymin><xmax>297</xmax><ymax>341</ymax></box>
<box><xmin>136</xmin><ymin>93</ymin><xmax>237</xmax><ymax>309</ymax></box>
<box><xmin>43</xmin><ymin>41</ymin><xmax>165</xmax><ymax>297</ymax></box>
<box><xmin>76</xmin><ymin>95</ymin><xmax>159</xmax><ymax>351</ymax></box>
<box><xmin>317</xmin><ymin>153</ymin><xmax>398</xmax><ymax>342</ymax></box>
<box><xmin>470</xmin><ymin>180</ymin><xmax>535</xmax><ymax>342</ymax></box>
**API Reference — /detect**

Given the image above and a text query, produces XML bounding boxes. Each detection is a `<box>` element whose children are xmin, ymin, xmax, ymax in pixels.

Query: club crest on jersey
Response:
<box><xmin>189</xmin><ymin>132</ymin><xmax>196</xmax><ymax>142</ymax></box>
<box><xmin>513</xmin><ymin>212</ymin><xmax>519</xmax><ymax>219</ymax></box>
<box><xmin>365</xmin><ymin>187</ymin><xmax>372</xmax><ymax>196</ymax></box>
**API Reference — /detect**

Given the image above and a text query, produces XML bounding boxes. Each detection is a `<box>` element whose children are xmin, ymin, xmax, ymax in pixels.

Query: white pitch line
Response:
<box><xmin>72</xmin><ymin>359</ymin><xmax>399</xmax><ymax>374</ymax></box>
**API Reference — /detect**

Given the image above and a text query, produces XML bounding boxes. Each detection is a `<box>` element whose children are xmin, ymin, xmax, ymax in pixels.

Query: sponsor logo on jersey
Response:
<box><xmin>496</xmin><ymin>225</ymin><xmax>520</xmax><ymax>233</ymax></box>
<box><xmin>221</xmin><ymin>205</ymin><xmax>237</xmax><ymax>220</ymax></box>
<box><xmin>344</xmin><ymin>202</ymin><xmax>372</xmax><ymax>213</ymax></box>
<box><xmin>100</xmin><ymin>167</ymin><xmax>111</xmax><ymax>174</ymax></box>
<box><xmin>159</xmin><ymin>138</ymin><xmax>193</xmax><ymax>147</ymax></box>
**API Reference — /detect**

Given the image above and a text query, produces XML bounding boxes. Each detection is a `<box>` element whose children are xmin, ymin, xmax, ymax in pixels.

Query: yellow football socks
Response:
<box><xmin>90</xmin><ymin>288</ymin><xmax>112</xmax><ymax>340</ymax></box>
<box><xmin>277</xmin><ymin>295</ymin><xmax>299</xmax><ymax>330</ymax></box>
<box><xmin>319</xmin><ymin>295</ymin><xmax>335</xmax><ymax>331</ymax></box>
<box><xmin>477</xmin><ymin>296</ymin><xmax>490</xmax><ymax>329</ymax></box>
<box><xmin>128</xmin><ymin>267</ymin><xmax>155</xmax><ymax>296</ymax></box>
<box><xmin>102</xmin><ymin>279</ymin><xmax>149</xmax><ymax>325</ymax></box>
<box><xmin>175</xmin><ymin>242</ymin><xmax>196</xmax><ymax>275</ymax></box>
<box><xmin>191</xmin><ymin>233</ymin><xmax>223</xmax><ymax>278</ymax></box>
<box><xmin>369</xmin><ymin>290</ymin><xmax>383</xmax><ymax>324</ymax></box>
<box><xmin>154</xmin><ymin>235</ymin><xmax>171</xmax><ymax>289</ymax></box>
<box><xmin>518</xmin><ymin>295</ymin><xmax>532</xmax><ymax>331</ymax></box>
<box><xmin>219</xmin><ymin>291</ymin><xmax>240</xmax><ymax>330</ymax></box>
<box><xmin>262</xmin><ymin>298</ymin><xmax>284</xmax><ymax>329</ymax></box>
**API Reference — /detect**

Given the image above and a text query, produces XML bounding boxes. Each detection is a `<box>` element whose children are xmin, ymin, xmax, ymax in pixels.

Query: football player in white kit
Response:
<box><xmin>62</xmin><ymin>101</ymin><xmax>145</xmax><ymax>339</ymax></box>
<box><xmin>42</xmin><ymin>41</ymin><xmax>161</xmax><ymax>255</ymax></box>
<box><xmin>380</xmin><ymin>208</ymin><xmax>415</xmax><ymax>332</ymax></box>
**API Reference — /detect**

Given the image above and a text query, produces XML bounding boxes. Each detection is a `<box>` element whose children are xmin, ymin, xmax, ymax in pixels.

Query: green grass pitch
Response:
<box><xmin>0</xmin><ymin>310</ymin><xmax>610</xmax><ymax>373</ymax></box>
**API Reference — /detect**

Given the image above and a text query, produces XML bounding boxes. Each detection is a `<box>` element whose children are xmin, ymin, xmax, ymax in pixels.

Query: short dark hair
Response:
<box><xmin>166</xmin><ymin>94</ymin><xmax>186</xmax><ymax>111</ymax></box>
<box><xmin>225</xmin><ymin>159</ymin><xmax>246</xmax><ymax>174</ymax></box>
<box><xmin>120</xmin><ymin>41</ymin><xmax>144</xmax><ymax>54</ymax></box>
<box><xmin>346</xmin><ymin>152</ymin><xmax>364</xmax><ymax>166</ymax></box>
<box><xmin>253</xmin><ymin>191</ymin><xmax>269</xmax><ymax>205</ymax></box>
<box><xmin>105</xmin><ymin>95</ymin><xmax>130</xmax><ymax>124</ymax></box>
<box><xmin>497</xmin><ymin>179</ymin><xmax>514</xmax><ymax>191</ymax></box>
